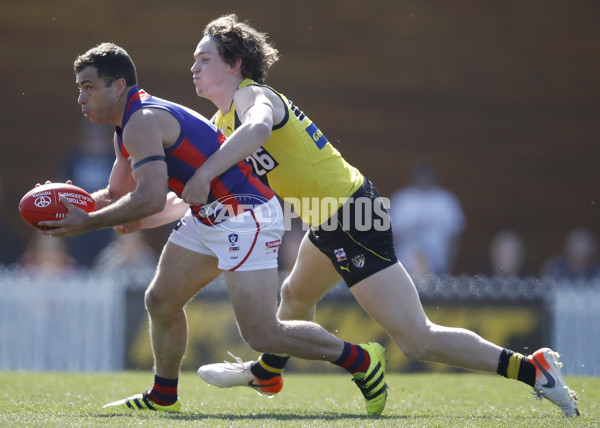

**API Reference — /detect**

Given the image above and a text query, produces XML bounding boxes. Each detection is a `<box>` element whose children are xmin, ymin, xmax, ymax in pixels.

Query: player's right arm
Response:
<box><xmin>41</xmin><ymin>111</ymin><xmax>170</xmax><ymax>237</ymax></box>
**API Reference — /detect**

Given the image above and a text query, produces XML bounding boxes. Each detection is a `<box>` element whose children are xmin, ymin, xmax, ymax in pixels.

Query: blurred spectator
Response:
<box><xmin>92</xmin><ymin>232</ymin><xmax>158</xmax><ymax>274</ymax></box>
<box><xmin>18</xmin><ymin>233</ymin><xmax>76</xmax><ymax>275</ymax></box>
<box><xmin>389</xmin><ymin>161</ymin><xmax>465</xmax><ymax>277</ymax></box>
<box><xmin>57</xmin><ymin>120</ymin><xmax>116</xmax><ymax>268</ymax></box>
<box><xmin>481</xmin><ymin>230</ymin><xmax>528</xmax><ymax>278</ymax></box>
<box><xmin>0</xmin><ymin>174</ymin><xmax>26</xmax><ymax>266</ymax></box>
<box><xmin>540</xmin><ymin>227</ymin><xmax>600</xmax><ymax>280</ymax></box>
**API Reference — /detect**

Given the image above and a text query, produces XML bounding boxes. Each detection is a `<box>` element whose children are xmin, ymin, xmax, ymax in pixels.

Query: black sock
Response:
<box><xmin>251</xmin><ymin>354</ymin><xmax>290</xmax><ymax>380</ymax></box>
<box><xmin>497</xmin><ymin>348</ymin><xmax>536</xmax><ymax>387</ymax></box>
<box><xmin>149</xmin><ymin>374</ymin><xmax>178</xmax><ymax>406</ymax></box>
<box><xmin>333</xmin><ymin>342</ymin><xmax>370</xmax><ymax>374</ymax></box>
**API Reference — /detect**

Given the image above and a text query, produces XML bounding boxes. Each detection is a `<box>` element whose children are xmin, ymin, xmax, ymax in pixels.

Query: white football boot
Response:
<box><xmin>198</xmin><ymin>352</ymin><xmax>283</xmax><ymax>396</ymax></box>
<box><xmin>528</xmin><ymin>348</ymin><xmax>579</xmax><ymax>417</ymax></box>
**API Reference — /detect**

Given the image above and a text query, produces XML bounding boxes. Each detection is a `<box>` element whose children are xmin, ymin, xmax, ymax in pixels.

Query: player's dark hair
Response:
<box><xmin>204</xmin><ymin>14</ymin><xmax>279</xmax><ymax>83</ymax></box>
<box><xmin>74</xmin><ymin>42</ymin><xmax>137</xmax><ymax>87</ymax></box>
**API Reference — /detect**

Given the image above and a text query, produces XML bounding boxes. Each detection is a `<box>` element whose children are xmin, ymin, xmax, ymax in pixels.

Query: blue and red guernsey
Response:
<box><xmin>116</xmin><ymin>87</ymin><xmax>274</xmax><ymax>225</ymax></box>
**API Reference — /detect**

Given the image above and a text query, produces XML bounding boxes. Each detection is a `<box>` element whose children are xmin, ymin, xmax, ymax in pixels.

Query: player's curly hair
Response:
<box><xmin>204</xmin><ymin>14</ymin><xmax>279</xmax><ymax>84</ymax></box>
<box><xmin>74</xmin><ymin>42</ymin><xmax>137</xmax><ymax>87</ymax></box>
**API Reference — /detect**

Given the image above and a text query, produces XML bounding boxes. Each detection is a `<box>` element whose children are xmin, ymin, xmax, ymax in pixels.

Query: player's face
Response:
<box><xmin>191</xmin><ymin>36</ymin><xmax>236</xmax><ymax>98</ymax></box>
<box><xmin>75</xmin><ymin>66</ymin><xmax>119</xmax><ymax>125</ymax></box>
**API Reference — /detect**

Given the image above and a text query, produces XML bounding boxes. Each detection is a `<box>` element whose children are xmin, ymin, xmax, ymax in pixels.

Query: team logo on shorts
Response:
<box><xmin>334</xmin><ymin>248</ymin><xmax>347</xmax><ymax>262</ymax></box>
<box><xmin>351</xmin><ymin>254</ymin><xmax>365</xmax><ymax>268</ymax></box>
<box><xmin>228</xmin><ymin>233</ymin><xmax>239</xmax><ymax>251</ymax></box>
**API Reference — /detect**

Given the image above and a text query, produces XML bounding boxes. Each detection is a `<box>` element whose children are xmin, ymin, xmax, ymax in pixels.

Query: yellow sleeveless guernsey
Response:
<box><xmin>214</xmin><ymin>79</ymin><xmax>364</xmax><ymax>226</ymax></box>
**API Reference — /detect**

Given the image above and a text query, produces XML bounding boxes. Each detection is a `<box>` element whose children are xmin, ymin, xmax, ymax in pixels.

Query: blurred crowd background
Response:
<box><xmin>1</xmin><ymin>0</ymin><xmax>599</xmax><ymax>278</ymax></box>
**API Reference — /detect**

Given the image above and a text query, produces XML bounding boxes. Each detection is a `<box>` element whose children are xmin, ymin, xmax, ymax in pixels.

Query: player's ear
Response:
<box><xmin>229</xmin><ymin>58</ymin><xmax>242</xmax><ymax>74</ymax></box>
<box><xmin>113</xmin><ymin>77</ymin><xmax>128</xmax><ymax>96</ymax></box>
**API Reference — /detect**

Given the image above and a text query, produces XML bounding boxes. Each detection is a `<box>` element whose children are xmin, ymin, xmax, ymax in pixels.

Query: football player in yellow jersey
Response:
<box><xmin>183</xmin><ymin>14</ymin><xmax>579</xmax><ymax>417</ymax></box>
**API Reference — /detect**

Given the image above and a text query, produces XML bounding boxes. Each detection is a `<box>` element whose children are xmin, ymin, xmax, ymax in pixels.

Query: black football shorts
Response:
<box><xmin>307</xmin><ymin>178</ymin><xmax>398</xmax><ymax>287</ymax></box>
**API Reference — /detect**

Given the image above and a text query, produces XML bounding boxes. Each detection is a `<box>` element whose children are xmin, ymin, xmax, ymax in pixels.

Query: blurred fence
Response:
<box><xmin>552</xmin><ymin>286</ymin><xmax>600</xmax><ymax>376</ymax></box>
<box><xmin>0</xmin><ymin>269</ymin><xmax>125</xmax><ymax>371</ymax></box>
<box><xmin>0</xmin><ymin>271</ymin><xmax>125</xmax><ymax>371</ymax></box>
<box><xmin>0</xmin><ymin>267</ymin><xmax>598</xmax><ymax>375</ymax></box>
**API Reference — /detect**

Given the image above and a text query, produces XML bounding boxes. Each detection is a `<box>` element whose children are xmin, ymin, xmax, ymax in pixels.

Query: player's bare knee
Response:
<box><xmin>280</xmin><ymin>281</ymin><xmax>310</xmax><ymax>316</ymax></box>
<box><xmin>144</xmin><ymin>285</ymin><xmax>175</xmax><ymax>316</ymax></box>
<box><xmin>395</xmin><ymin>324</ymin><xmax>436</xmax><ymax>361</ymax></box>
<box><xmin>240</xmin><ymin>329</ymin><xmax>280</xmax><ymax>353</ymax></box>
<box><xmin>400</xmin><ymin>341</ymin><xmax>431</xmax><ymax>361</ymax></box>
<box><xmin>246</xmin><ymin>337</ymin><xmax>274</xmax><ymax>354</ymax></box>
<box><xmin>144</xmin><ymin>287</ymin><xmax>161</xmax><ymax>314</ymax></box>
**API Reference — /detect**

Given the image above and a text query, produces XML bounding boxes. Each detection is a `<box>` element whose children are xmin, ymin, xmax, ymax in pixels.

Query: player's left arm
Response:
<box><xmin>181</xmin><ymin>85</ymin><xmax>275</xmax><ymax>206</ymax></box>
<box><xmin>42</xmin><ymin>110</ymin><xmax>170</xmax><ymax>237</ymax></box>
<box><xmin>90</xmin><ymin>133</ymin><xmax>137</xmax><ymax>210</ymax></box>
<box><xmin>114</xmin><ymin>191</ymin><xmax>190</xmax><ymax>234</ymax></box>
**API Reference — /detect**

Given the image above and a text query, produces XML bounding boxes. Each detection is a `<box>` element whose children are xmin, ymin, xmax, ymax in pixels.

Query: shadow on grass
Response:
<box><xmin>91</xmin><ymin>410</ymin><xmax>571</xmax><ymax>424</ymax></box>
<box><xmin>91</xmin><ymin>410</ymin><xmax>407</xmax><ymax>422</ymax></box>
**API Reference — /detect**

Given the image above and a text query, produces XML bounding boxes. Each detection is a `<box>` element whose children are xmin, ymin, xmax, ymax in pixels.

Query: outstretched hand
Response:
<box><xmin>38</xmin><ymin>196</ymin><xmax>92</xmax><ymax>237</ymax></box>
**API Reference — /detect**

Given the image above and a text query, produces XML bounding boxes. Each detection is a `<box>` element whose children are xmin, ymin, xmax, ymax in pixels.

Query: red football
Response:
<box><xmin>19</xmin><ymin>182</ymin><xmax>96</xmax><ymax>230</ymax></box>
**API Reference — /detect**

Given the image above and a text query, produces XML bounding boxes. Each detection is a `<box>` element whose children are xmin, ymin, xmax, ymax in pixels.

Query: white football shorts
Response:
<box><xmin>168</xmin><ymin>196</ymin><xmax>284</xmax><ymax>271</ymax></box>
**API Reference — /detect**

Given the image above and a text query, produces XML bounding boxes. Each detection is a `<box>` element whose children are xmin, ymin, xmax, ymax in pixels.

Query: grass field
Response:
<box><xmin>0</xmin><ymin>371</ymin><xmax>598</xmax><ymax>427</ymax></box>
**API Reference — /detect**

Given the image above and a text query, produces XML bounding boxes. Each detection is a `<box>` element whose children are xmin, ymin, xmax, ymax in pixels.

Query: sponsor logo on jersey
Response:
<box><xmin>305</xmin><ymin>122</ymin><xmax>329</xmax><ymax>150</ymax></box>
